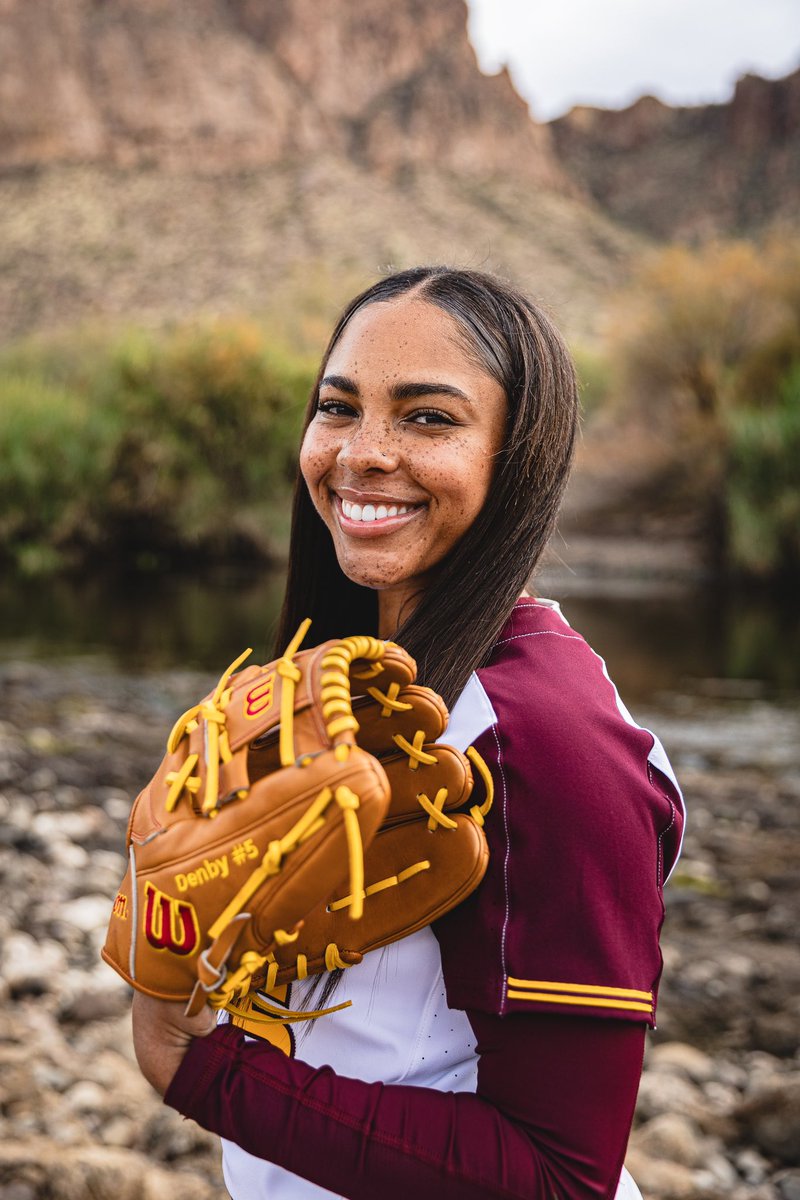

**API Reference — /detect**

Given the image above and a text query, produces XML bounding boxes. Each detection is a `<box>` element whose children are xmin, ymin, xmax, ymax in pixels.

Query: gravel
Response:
<box><xmin>1</xmin><ymin>657</ymin><xmax>798</xmax><ymax>1198</ymax></box>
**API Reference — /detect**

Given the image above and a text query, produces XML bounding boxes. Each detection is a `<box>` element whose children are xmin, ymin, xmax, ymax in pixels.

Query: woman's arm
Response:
<box><xmin>161</xmin><ymin>1007</ymin><xmax>645</xmax><ymax>1200</ymax></box>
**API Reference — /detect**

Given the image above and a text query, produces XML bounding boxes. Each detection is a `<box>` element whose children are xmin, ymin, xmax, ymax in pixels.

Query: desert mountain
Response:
<box><xmin>0</xmin><ymin>1</ymin><xmax>795</xmax><ymax>346</ymax></box>
<box><xmin>0</xmin><ymin>0</ymin><xmax>642</xmax><ymax>343</ymax></box>
<box><xmin>551</xmin><ymin>68</ymin><xmax>800</xmax><ymax>240</ymax></box>
<box><xmin>0</xmin><ymin>0</ymin><xmax>571</xmax><ymax>190</ymax></box>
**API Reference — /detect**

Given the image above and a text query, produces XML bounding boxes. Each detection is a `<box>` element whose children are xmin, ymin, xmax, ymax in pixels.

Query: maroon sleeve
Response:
<box><xmin>165</xmin><ymin>1008</ymin><xmax>645</xmax><ymax>1200</ymax></box>
<box><xmin>435</xmin><ymin>600</ymin><xmax>684</xmax><ymax>1026</ymax></box>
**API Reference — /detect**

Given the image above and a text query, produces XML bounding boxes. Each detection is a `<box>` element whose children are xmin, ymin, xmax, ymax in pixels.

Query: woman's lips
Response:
<box><xmin>332</xmin><ymin>493</ymin><xmax>424</xmax><ymax>537</ymax></box>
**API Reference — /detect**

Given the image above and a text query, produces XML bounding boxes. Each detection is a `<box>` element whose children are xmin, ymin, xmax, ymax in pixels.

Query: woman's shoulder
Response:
<box><xmin>472</xmin><ymin>597</ymin><xmax>682</xmax><ymax>841</ymax></box>
<box><xmin>433</xmin><ymin>598</ymin><xmax>685</xmax><ymax>1025</ymax></box>
<box><xmin>476</xmin><ymin>598</ymin><xmax>648</xmax><ymax>758</ymax></box>
<box><xmin>481</xmin><ymin>597</ymin><xmax>609</xmax><ymax>699</ymax></box>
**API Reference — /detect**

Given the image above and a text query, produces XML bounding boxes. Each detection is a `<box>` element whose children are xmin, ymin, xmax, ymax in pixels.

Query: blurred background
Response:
<box><xmin>0</xmin><ymin>2</ymin><xmax>798</xmax><ymax>1197</ymax></box>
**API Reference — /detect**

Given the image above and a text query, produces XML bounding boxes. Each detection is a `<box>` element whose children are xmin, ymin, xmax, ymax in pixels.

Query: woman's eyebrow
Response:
<box><xmin>320</xmin><ymin>373</ymin><xmax>359</xmax><ymax>395</ymax></box>
<box><xmin>391</xmin><ymin>381</ymin><xmax>473</xmax><ymax>406</ymax></box>
<box><xmin>320</xmin><ymin>374</ymin><xmax>473</xmax><ymax>406</ymax></box>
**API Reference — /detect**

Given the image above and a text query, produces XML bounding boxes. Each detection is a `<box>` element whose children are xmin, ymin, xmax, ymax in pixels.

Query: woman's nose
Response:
<box><xmin>336</xmin><ymin>420</ymin><xmax>400</xmax><ymax>473</ymax></box>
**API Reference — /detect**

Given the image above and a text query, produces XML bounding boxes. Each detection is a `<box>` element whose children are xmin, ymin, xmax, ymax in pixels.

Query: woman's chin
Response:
<box><xmin>337</xmin><ymin>558</ymin><xmax>429</xmax><ymax>597</ymax></box>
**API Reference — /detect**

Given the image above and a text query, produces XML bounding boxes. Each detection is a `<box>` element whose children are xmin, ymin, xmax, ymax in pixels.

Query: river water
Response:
<box><xmin>1</xmin><ymin>564</ymin><xmax>798</xmax><ymax>705</ymax></box>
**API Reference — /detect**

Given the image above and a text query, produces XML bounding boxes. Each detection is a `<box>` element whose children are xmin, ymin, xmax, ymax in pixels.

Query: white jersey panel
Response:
<box><xmin>222</xmin><ymin>930</ymin><xmax>479</xmax><ymax>1198</ymax></box>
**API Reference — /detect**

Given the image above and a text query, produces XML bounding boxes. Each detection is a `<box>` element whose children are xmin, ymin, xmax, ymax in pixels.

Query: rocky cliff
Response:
<box><xmin>550</xmin><ymin>69</ymin><xmax>800</xmax><ymax>239</ymax></box>
<box><xmin>0</xmin><ymin>0</ymin><xmax>572</xmax><ymax>192</ymax></box>
<box><xmin>0</xmin><ymin>0</ymin><xmax>640</xmax><ymax>343</ymax></box>
<box><xmin>1</xmin><ymin>1</ymin><xmax>794</xmax><ymax>346</ymax></box>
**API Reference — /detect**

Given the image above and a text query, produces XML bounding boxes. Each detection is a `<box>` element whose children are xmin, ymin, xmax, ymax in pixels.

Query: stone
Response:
<box><xmin>1</xmin><ymin>933</ymin><xmax>67</xmax><ymax>993</ymax></box>
<box><xmin>737</xmin><ymin>1074</ymin><xmax>800</xmax><ymax>1165</ymax></box>
<box><xmin>49</xmin><ymin>841</ymin><xmax>90</xmax><ymax>871</ymax></box>
<box><xmin>634</xmin><ymin>1071</ymin><xmax>706</xmax><ymax>1124</ymax></box>
<box><xmin>734</xmin><ymin>1147</ymin><xmax>770</xmax><ymax>1184</ymax></box>
<box><xmin>100</xmin><ymin>1115</ymin><xmax>138</xmax><ymax>1148</ymax></box>
<box><xmin>648</xmin><ymin>1040</ymin><xmax>716</xmax><ymax>1083</ymax></box>
<box><xmin>0</xmin><ymin>1139</ymin><xmax>221</xmax><ymax>1200</ymax></box>
<box><xmin>57</xmin><ymin>970</ymin><xmax>132</xmax><ymax>1023</ymax></box>
<box><xmin>776</xmin><ymin>1170</ymin><xmax>800</xmax><ymax>1200</ymax></box>
<box><xmin>59</xmin><ymin>894</ymin><xmax>116</xmax><ymax>934</ymax></box>
<box><xmin>65</xmin><ymin>1079</ymin><xmax>109</xmax><ymax>1111</ymax></box>
<box><xmin>751</xmin><ymin>1013</ymin><xmax>800</xmax><ymax>1058</ymax></box>
<box><xmin>624</xmin><ymin>1149</ymin><xmax>697</xmax><ymax>1199</ymax></box>
<box><xmin>631</xmin><ymin>1112</ymin><xmax>710</xmax><ymax>1169</ymax></box>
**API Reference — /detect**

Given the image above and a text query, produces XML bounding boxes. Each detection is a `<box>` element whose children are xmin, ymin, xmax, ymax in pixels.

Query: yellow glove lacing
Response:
<box><xmin>164</xmin><ymin>644</ymin><xmax>254</xmax><ymax>816</ymax></box>
<box><xmin>164</xmin><ymin>622</ymin><xmax>404</xmax><ymax>1016</ymax></box>
<box><xmin>261</xmin><ymin>745</ymin><xmax>495</xmax><ymax>987</ymax></box>
<box><xmin>168</xmin><ymin>624</ymin><xmax>495</xmax><ymax>1018</ymax></box>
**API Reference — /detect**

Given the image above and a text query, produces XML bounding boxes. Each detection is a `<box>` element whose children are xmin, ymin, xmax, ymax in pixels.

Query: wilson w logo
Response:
<box><xmin>143</xmin><ymin>882</ymin><xmax>199</xmax><ymax>956</ymax></box>
<box><xmin>244</xmin><ymin>672</ymin><xmax>275</xmax><ymax>719</ymax></box>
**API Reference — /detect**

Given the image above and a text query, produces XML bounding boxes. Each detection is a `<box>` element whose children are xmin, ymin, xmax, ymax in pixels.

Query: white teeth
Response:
<box><xmin>340</xmin><ymin>498</ymin><xmax>415</xmax><ymax>522</ymax></box>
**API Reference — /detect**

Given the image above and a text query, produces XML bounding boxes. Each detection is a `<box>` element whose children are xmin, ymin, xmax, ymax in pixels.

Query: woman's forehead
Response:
<box><xmin>326</xmin><ymin>296</ymin><xmax>488</xmax><ymax>381</ymax></box>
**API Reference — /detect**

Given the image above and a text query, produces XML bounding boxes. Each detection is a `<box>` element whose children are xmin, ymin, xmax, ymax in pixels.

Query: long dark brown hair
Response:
<box><xmin>274</xmin><ymin>266</ymin><xmax>578</xmax><ymax>706</ymax></box>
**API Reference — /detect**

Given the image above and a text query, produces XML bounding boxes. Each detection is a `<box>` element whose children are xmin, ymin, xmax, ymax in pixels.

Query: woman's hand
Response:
<box><xmin>131</xmin><ymin>991</ymin><xmax>217</xmax><ymax>1096</ymax></box>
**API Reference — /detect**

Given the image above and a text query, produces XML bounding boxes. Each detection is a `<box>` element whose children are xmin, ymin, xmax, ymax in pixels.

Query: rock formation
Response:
<box><xmin>550</xmin><ymin>68</ymin><xmax>800</xmax><ymax>239</ymax></box>
<box><xmin>0</xmin><ymin>0</ymin><xmax>573</xmax><ymax>192</ymax></box>
<box><xmin>0</xmin><ymin>1</ymin><xmax>795</xmax><ymax>344</ymax></box>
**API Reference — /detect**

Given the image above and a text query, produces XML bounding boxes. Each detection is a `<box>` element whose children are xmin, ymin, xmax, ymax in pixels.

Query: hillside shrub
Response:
<box><xmin>0</xmin><ymin>375</ymin><xmax>113</xmax><ymax>572</ymax></box>
<box><xmin>571</xmin><ymin>343</ymin><xmax>613</xmax><ymax>416</ymax></box>
<box><xmin>0</xmin><ymin>320</ymin><xmax>316</xmax><ymax>573</ymax></box>
<box><xmin>609</xmin><ymin>240</ymin><xmax>782</xmax><ymax>422</ymax></box>
<box><xmin>725</xmin><ymin>364</ymin><xmax>800</xmax><ymax>579</ymax></box>
<box><xmin>608</xmin><ymin>236</ymin><xmax>800</xmax><ymax>580</ymax></box>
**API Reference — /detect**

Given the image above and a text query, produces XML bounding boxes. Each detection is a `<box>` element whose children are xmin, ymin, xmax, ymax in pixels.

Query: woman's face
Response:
<box><xmin>300</xmin><ymin>295</ymin><xmax>507</xmax><ymax>620</ymax></box>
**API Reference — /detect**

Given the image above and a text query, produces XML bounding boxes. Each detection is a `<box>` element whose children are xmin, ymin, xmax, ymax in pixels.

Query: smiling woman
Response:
<box><xmin>300</xmin><ymin>296</ymin><xmax>507</xmax><ymax>635</ymax></box>
<box><xmin>278</xmin><ymin>267</ymin><xmax>579</xmax><ymax>705</ymax></box>
<box><xmin>131</xmin><ymin>267</ymin><xmax>684</xmax><ymax>1200</ymax></box>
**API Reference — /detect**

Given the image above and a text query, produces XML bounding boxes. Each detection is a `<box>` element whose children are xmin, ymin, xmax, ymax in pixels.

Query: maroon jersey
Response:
<box><xmin>436</xmin><ymin>597</ymin><xmax>684</xmax><ymax>1026</ymax></box>
<box><xmin>166</xmin><ymin>599</ymin><xmax>684</xmax><ymax>1199</ymax></box>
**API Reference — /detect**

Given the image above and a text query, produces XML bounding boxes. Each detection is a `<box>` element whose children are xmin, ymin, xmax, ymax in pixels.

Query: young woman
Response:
<box><xmin>132</xmin><ymin>267</ymin><xmax>685</xmax><ymax>1200</ymax></box>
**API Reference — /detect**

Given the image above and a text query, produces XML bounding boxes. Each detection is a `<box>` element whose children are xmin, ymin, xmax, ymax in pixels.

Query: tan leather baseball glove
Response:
<box><xmin>101</xmin><ymin>621</ymin><xmax>492</xmax><ymax>1023</ymax></box>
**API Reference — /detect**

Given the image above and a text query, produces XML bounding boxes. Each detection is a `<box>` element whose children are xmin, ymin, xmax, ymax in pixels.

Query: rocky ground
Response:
<box><xmin>0</xmin><ymin>656</ymin><xmax>798</xmax><ymax>1200</ymax></box>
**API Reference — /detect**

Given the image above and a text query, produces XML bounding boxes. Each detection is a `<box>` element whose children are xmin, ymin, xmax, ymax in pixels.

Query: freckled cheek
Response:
<box><xmin>299</xmin><ymin>438</ymin><xmax>335</xmax><ymax>494</ymax></box>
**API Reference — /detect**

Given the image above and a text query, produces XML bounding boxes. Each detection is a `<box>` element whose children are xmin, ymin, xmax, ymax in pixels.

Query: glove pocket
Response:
<box><xmin>270</xmin><ymin>815</ymin><xmax>490</xmax><ymax>985</ymax></box>
<box><xmin>242</xmin><ymin>746</ymin><xmax>393</xmax><ymax>950</ymax></box>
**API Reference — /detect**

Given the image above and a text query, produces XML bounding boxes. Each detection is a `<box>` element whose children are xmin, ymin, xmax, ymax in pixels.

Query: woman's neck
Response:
<box><xmin>377</xmin><ymin>584</ymin><xmax>424</xmax><ymax>640</ymax></box>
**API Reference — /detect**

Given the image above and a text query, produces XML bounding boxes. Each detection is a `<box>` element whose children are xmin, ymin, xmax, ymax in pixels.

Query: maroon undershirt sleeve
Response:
<box><xmin>165</xmin><ymin>1008</ymin><xmax>645</xmax><ymax>1200</ymax></box>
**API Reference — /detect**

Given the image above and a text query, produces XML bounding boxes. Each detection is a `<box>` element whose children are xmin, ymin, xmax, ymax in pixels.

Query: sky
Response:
<box><xmin>466</xmin><ymin>0</ymin><xmax>800</xmax><ymax>121</ymax></box>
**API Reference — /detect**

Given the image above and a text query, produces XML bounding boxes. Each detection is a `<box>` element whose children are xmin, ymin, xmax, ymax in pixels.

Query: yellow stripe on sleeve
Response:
<box><xmin>507</xmin><ymin>977</ymin><xmax>653</xmax><ymax>1003</ymax></box>
<box><xmin>506</xmin><ymin>990</ymin><xmax>653</xmax><ymax>1014</ymax></box>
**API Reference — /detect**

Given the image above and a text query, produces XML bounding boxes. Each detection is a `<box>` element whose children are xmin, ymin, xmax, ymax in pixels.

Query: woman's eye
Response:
<box><xmin>407</xmin><ymin>408</ymin><xmax>456</xmax><ymax>427</ymax></box>
<box><xmin>317</xmin><ymin>399</ymin><xmax>356</xmax><ymax>417</ymax></box>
